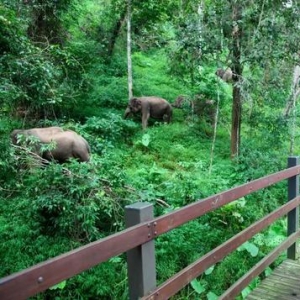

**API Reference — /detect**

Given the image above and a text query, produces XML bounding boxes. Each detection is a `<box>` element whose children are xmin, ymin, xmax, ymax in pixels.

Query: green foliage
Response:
<box><xmin>1</xmin><ymin>1</ymin><xmax>298</xmax><ymax>299</ymax></box>
<box><xmin>0</xmin><ymin>3</ymin><xmax>87</xmax><ymax>120</ymax></box>
<box><xmin>141</xmin><ymin>133</ymin><xmax>151</xmax><ymax>147</ymax></box>
<box><xmin>49</xmin><ymin>280</ymin><xmax>66</xmax><ymax>291</ymax></box>
<box><xmin>0</xmin><ymin>118</ymin><xmax>18</xmax><ymax>183</ymax></box>
<box><xmin>238</xmin><ymin>241</ymin><xmax>259</xmax><ymax>257</ymax></box>
<box><xmin>12</xmin><ymin>160</ymin><xmax>118</xmax><ymax>240</ymax></box>
<box><xmin>191</xmin><ymin>279</ymin><xmax>206</xmax><ymax>295</ymax></box>
<box><xmin>132</xmin><ymin>50</ymin><xmax>189</xmax><ymax>101</ymax></box>
<box><xmin>26</xmin><ymin>0</ymin><xmax>72</xmax><ymax>45</ymax></box>
<box><xmin>81</xmin><ymin>114</ymin><xmax>138</xmax><ymax>154</ymax></box>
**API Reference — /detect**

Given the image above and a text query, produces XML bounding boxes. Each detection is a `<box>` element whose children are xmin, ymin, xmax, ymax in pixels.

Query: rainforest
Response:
<box><xmin>1</xmin><ymin>1</ymin><xmax>300</xmax><ymax>299</ymax></box>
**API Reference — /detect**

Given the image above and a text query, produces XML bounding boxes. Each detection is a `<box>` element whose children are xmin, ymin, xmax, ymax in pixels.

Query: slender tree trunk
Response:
<box><xmin>209</xmin><ymin>86</ymin><xmax>220</xmax><ymax>174</ymax></box>
<box><xmin>231</xmin><ymin>84</ymin><xmax>242</xmax><ymax>158</ymax></box>
<box><xmin>127</xmin><ymin>0</ymin><xmax>133</xmax><ymax>99</ymax></box>
<box><xmin>284</xmin><ymin>65</ymin><xmax>300</xmax><ymax>118</ymax></box>
<box><xmin>288</xmin><ymin>66</ymin><xmax>300</xmax><ymax>154</ymax></box>
<box><xmin>230</xmin><ymin>3</ymin><xmax>243</xmax><ymax>159</ymax></box>
<box><xmin>108</xmin><ymin>8</ymin><xmax>127</xmax><ymax>58</ymax></box>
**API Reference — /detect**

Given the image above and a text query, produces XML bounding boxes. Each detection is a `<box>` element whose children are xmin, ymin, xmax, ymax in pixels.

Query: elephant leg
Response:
<box><xmin>124</xmin><ymin>107</ymin><xmax>132</xmax><ymax>119</ymax></box>
<box><xmin>163</xmin><ymin>113</ymin><xmax>171</xmax><ymax>123</ymax></box>
<box><xmin>167</xmin><ymin>114</ymin><xmax>172</xmax><ymax>123</ymax></box>
<box><xmin>142</xmin><ymin>112</ymin><xmax>150</xmax><ymax>129</ymax></box>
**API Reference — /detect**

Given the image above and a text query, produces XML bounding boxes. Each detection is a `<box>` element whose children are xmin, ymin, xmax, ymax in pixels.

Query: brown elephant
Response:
<box><xmin>172</xmin><ymin>95</ymin><xmax>185</xmax><ymax>108</ymax></box>
<box><xmin>124</xmin><ymin>96</ymin><xmax>173</xmax><ymax>129</ymax></box>
<box><xmin>11</xmin><ymin>127</ymin><xmax>91</xmax><ymax>163</ymax></box>
<box><xmin>215</xmin><ymin>68</ymin><xmax>233</xmax><ymax>82</ymax></box>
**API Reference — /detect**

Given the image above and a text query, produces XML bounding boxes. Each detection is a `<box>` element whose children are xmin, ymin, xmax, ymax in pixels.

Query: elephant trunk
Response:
<box><xmin>124</xmin><ymin>107</ymin><xmax>131</xmax><ymax>119</ymax></box>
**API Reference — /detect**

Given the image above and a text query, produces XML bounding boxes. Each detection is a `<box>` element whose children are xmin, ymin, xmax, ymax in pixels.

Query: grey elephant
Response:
<box><xmin>215</xmin><ymin>68</ymin><xmax>233</xmax><ymax>82</ymax></box>
<box><xmin>124</xmin><ymin>96</ymin><xmax>173</xmax><ymax>129</ymax></box>
<box><xmin>11</xmin><ymin>127</ymin><xmax>91</xmax><ymax>163</ymax></box>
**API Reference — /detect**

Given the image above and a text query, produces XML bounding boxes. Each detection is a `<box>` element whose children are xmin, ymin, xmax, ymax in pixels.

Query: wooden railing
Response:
<box><xmin>1</xmin><ymin>156</ymin><xmax>300</xmax><ymax>300</ymax></box>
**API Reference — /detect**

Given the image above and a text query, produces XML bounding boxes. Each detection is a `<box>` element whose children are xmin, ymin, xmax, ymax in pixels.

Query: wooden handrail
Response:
<box><xmin>1</xmin><ymin>162</ymin><xmax>300</xmax><ymax>299</ymax></box>
<box><xmin>141</xmin><ymin>196</ymin><xmax>300</xmax><ymax>299</ymax></box>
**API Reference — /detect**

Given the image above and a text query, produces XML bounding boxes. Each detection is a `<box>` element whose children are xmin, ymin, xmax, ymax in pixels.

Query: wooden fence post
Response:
<box><xmin>125</xmin><ymin>202</ymin><xmax>156</xmax><ymax>299</ymax></box>
<box><xmin>287</xmin><ymin>156</ymin><xmax>299</xmax><ymax>260</ymax></box>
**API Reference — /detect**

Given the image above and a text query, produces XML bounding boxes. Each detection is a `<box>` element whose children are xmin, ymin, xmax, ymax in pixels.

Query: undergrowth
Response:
<box><xmin>0</xmin><ymin>49</ymin><xmax>294</xmax><ymax>299</ymax></box>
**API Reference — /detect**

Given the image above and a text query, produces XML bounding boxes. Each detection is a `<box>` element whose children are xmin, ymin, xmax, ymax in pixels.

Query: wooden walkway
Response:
<box><xmin>246</xmin><ymin>259</ymin><xmax>300</xmax><ymax>300</ymax></box>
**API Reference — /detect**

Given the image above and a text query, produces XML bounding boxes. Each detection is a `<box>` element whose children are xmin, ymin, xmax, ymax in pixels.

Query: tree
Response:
<box><xmin>127</xmin><ymin>0</ymin><xmax>133</xmax><ymax>99</ymax></box>
<box><xmin>170</xmin><ymin>0</ymin><xmax>300</xmax><ymax>158</ymax></box>
<box><xmin>285</xmin><ymin>65</ymin><xmax>300</xmax><ymax>154</ymax></box>
<box><xmin>230</xmin><ymin>2</ymin><xmax>243</xmax><ymax>158</ymax></box>
<box><xmin>215</xmin><ymin>1</ymin><xmax>300</xmax><ymax>158</ymax></box>
<box><xmin>25</xmin><ymin>0</ymin><xmax>72</xmax><ymax>46</ymax></box>
<box><xmin>0</xmin><ymin>1</ymin><xmax>84</xmax><ymax>119</ymax></box>
<box><xmin>284</xmin><ymin>66</ymin><xmax>300</xmax><ymax>118</ymax></box>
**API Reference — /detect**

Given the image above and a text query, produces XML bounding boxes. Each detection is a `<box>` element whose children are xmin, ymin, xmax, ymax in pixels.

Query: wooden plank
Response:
<box><xmin>265</xmin><ymin>276</ymin><xmax>300</xmax><ymax>288</ymax></box>
<box><xmin>219</xmin><ymin>231</ymin><xmax>300</xmax><ymax>300</ymax></box>
<box><xmin>246</xmin><ymin>259</ymin><xmax>300</xmax><ymax>300</ymax></box>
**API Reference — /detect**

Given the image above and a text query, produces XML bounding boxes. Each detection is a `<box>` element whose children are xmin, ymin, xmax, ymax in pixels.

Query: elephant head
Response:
<box><xmin>124</xmin><ymin>97</ymin><xmax>142</xmax><ymax>119</ymax></box>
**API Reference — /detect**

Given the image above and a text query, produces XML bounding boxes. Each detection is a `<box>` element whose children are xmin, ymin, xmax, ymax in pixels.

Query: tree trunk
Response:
<box><xmin>27</xmin><ymin>4</ymin><xmax>65</xmax><ymax>46</ymax></box>
<box><xmin>127</xmin><ymin>0</ymin><xmax>133</xmax><ymax>99</ymax></box>
<box><xmin>288</xmin><ymin>65</ymin><xmax>300</xmax><ymax>154</ymax></box>
<box><xmin>108</xmin><ymin>8</ymin><xmax>127</xmax><ymax>58</ymax></box>
<box><xmin>230</xmin><ymin>3</ymin><xmax>243</xmax><ymax>159</ymax></box>
<box><xmin>284</xmin><ymin>65</ymin><xmax>300</xmax><ymax>118</ymax></box>
<box><xmin>231</xmin><ymin>84</ymin><xmax>242</xmax><ymax>158</ymax></box>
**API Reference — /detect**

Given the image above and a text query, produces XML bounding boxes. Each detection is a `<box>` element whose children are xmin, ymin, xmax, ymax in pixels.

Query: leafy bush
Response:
<box><xmin>83</xmin><ymin>113</ymin><xmax>139</xmax><ymax>144</ymax></box>
<box><xmin>6</xmin><ymin>146</ymin><xmax>129</xmax><ymax>241</ymax></box>
<box><xmin>0</xmin><ymin>117</ymin><xmax>20</xmax><ymax>185</ymax></box>
<box><xmin>0</xmin><ymin>4</ymin><xmax>86</xmax><ymax>120</ymax></box>
<box><xmin>132</xmin><ymin>50</ymin><xmax>189</xmax><ymax>102</ymax></box>
<box><xmin>0</xmin><ymin>4</ymin><xmax>294</xmax><ymax>298</ymax></box>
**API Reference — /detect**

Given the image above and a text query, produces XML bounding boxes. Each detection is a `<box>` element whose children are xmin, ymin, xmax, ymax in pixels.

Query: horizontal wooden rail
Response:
<box><xmin>141</xmin><ymin>196</ymin><xmax>300</xmax><ymax>299</ymax></box>
<box><xmin>1</xmin><ymin>164</ymin><xmax>300</xmax><ymax>299</ymax></box>
<box><xmin>219</xmin><ymin>230</ymin><xmax>300</xmax><ymax>299</ymax></box>
<box><xmin>0</xmin><ymin>222</ymin><xmax>153</xmax><ymax>300</ymax></box>
<box><xmin>153</xmin><ymin>164</ymin><xmax>300</xmax><ymax>236</ymax></box>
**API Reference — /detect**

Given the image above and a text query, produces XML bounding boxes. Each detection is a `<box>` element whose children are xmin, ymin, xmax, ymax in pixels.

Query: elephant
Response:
<box><xmin>11</xmin><ymin>127</ymin><xmax>63</xmax><ymax>145</ymax></box>
<box><xmin>11</xmin><ymin>127</ymin><xmax>91</xmax><ymax>163</ymax></box>
<box><xmin>124</xmin><ymin>96</ymin><xmax>173</xmax><ymax>129</ymax></box>
<box><xmin>172</xmin><ymin>95</ymin><xmax>185</xmax><ymax>108</ymax></box>
<box><xmin>215</xmin><ymin>68</ymin><xmax>233</xmax><ymax>82</ymax></box>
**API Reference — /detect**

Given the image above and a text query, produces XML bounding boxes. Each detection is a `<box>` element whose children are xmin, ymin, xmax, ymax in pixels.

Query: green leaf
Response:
<box><xmin>205</xmin><ymin>265</ymin><xmax>215</xmax><ymax>275</ymax></box>
<box><xmin>49</xmin><ymin>280</ymin><xmax>66</xmax><ymax>290</ymax></box>
<box><xmin>264</xmin><ymin>267</ymin><xmax>272</xmax><ymax>277</ymax></box>
<box><xmin>245</xmin><ymin>242</ymin><xmax>259</xmax><ymax>257</ymax></box>
<box><xmin>241</xmin><ymin>286</ymin><xmax>252</xmax><ymax>298</ymax></box>
<box><xmin>207</xmin><ymin>291</ymin><xmax>219</xmax><ymax>300</ymax></box>
<box><xmin>190</xmin><ymin>279</ymin><xmax>205</xmax><ymax>294</ymax></box>
<box><xmin>109</xmin><ymin>256</ymin><xmax>122</xmax><ymax>263</ymax></box>
<box><xmin>253</xmin><ymin>233</ymin><xmax>265</xmax><ymax>246</ymax></box>
<box><xmin>142</xmin><ymin>133</ymin><xmax>151</xmax><ymax>147</ymax></box>
<box><xmin>226</xmin><ymin>197</ymin><xmax>246</xmax><ymax>208</ymax></box>
<box><xmin>238</xmin><ymin>241</ymin><xmax>259</xmax><ymax>257</ymax></box>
